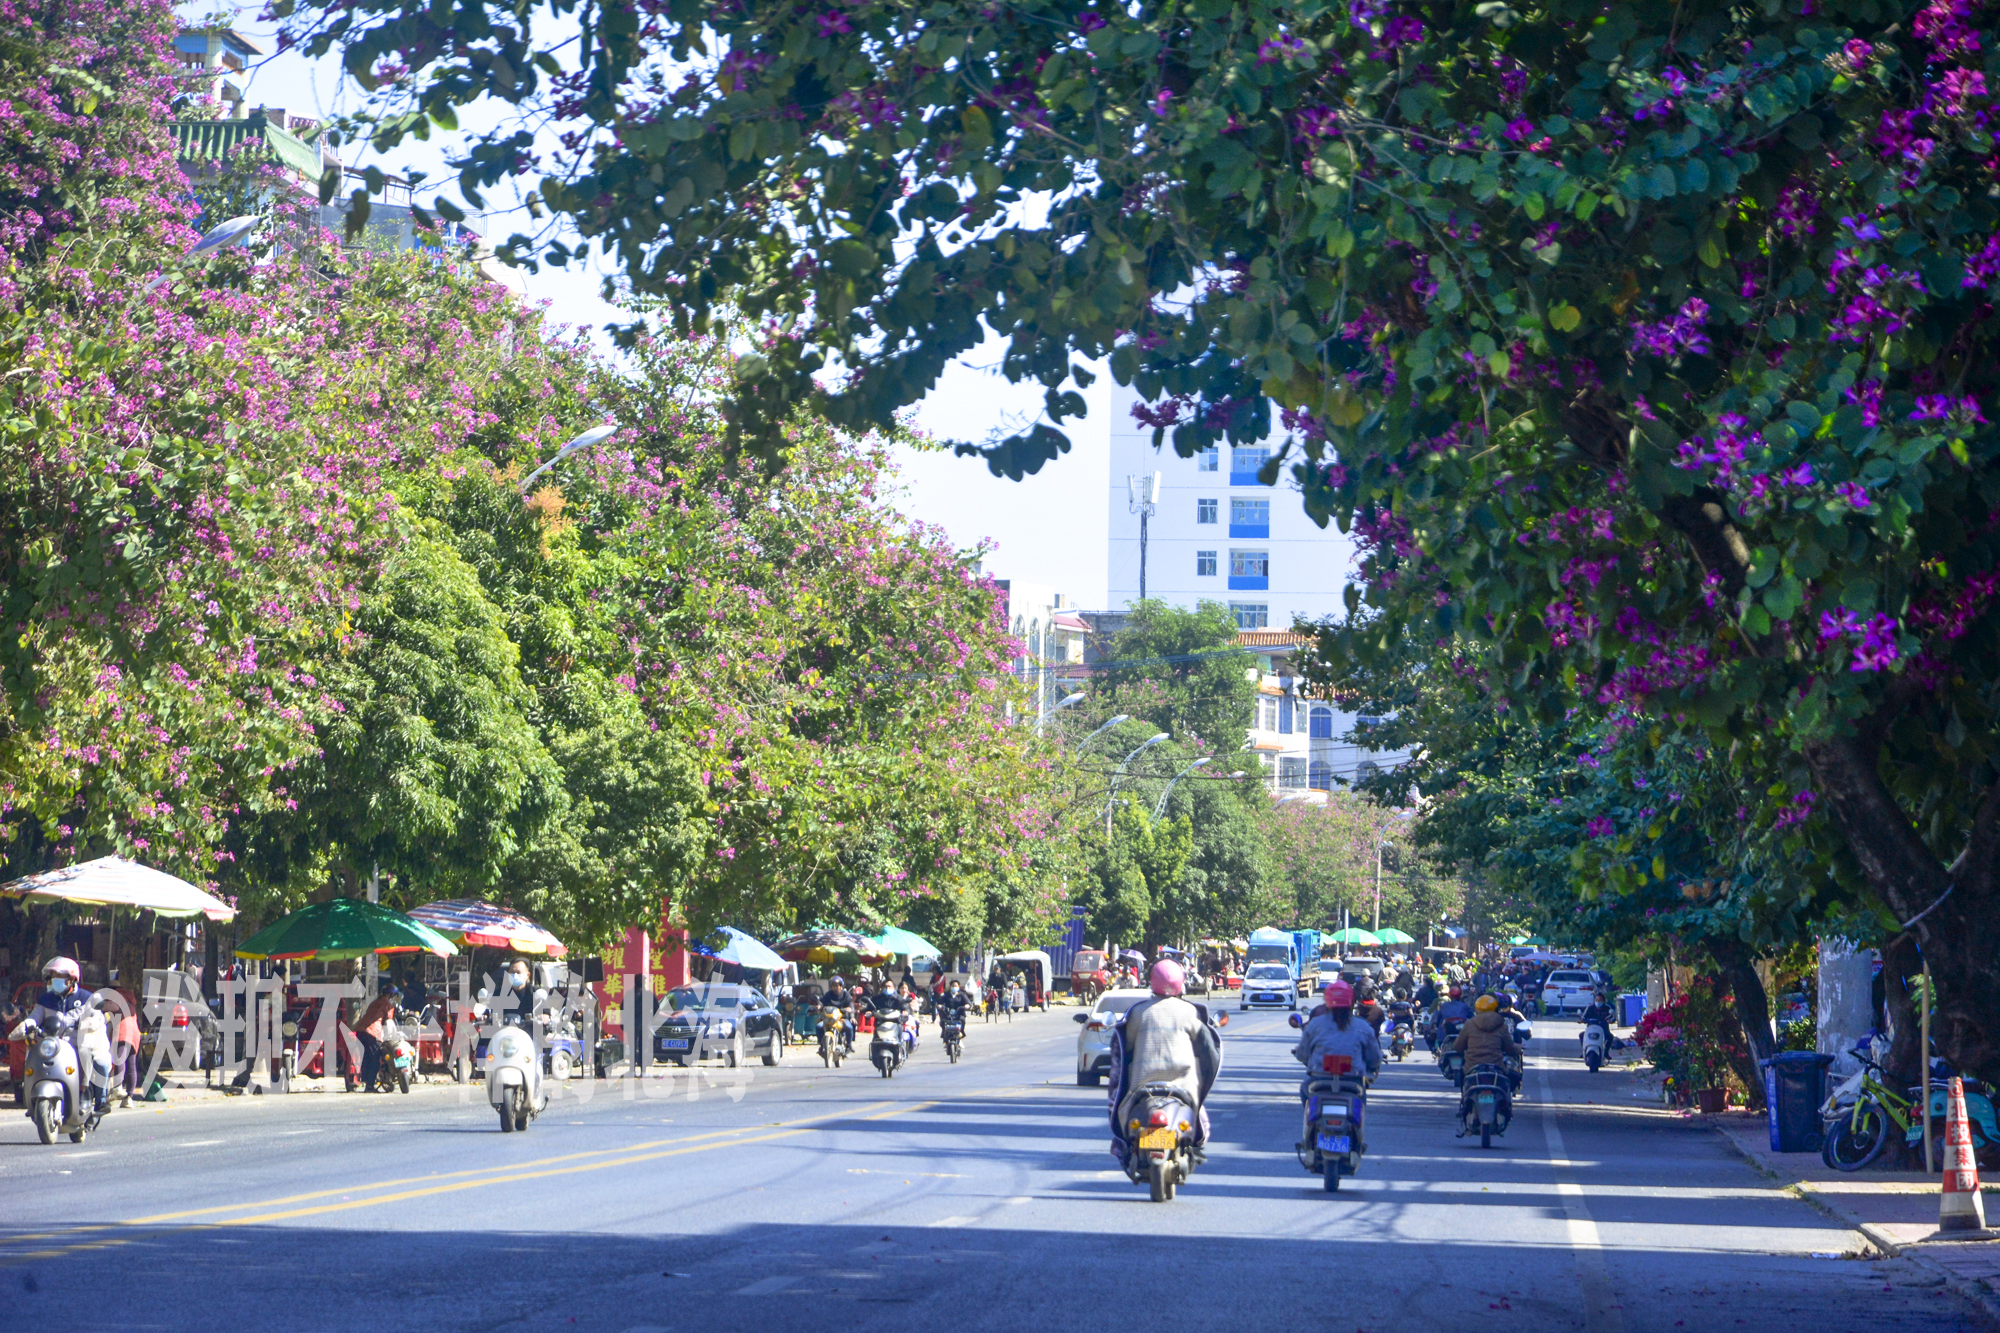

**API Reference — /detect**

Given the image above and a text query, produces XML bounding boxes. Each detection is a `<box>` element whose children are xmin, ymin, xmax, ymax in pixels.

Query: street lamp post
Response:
<box><xmin>519</xmin><ymin>422</ymin><xmax>619</xmax><ymax>493</ymax></box>
<box><xmin>1037</xmin><ymin>690</ymin><xmax>1086</xmax><ymax>736</ymax></box>
<box><xmin>1107</xmin><ymin>732</ymin><xmax>1170</xmax><ymax>834</ymax></box>
<box><xmin>1077</xmin><ymin>714</ymin><xmax>1130</xmax><ymax>752</ymax></box>
<box><xmin>1153</xmin><ymin>756</ymin><xmax>1213</xmax><ymax>820</ymax></box>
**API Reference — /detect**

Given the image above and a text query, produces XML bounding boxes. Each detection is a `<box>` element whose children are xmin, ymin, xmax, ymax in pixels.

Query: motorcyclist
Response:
<box><xmin>25</xmin><ymin>957</ymin><xmax>113</xmax><ymax>1114</ymax></box>
<box><xmin>1414</xmin><ymin>975</ymin><xmax>1439</xmax><ymax>1012</ymax></box>
<box><xmin>1353</xmin><ymin>979</ymin><xmax>1387</xmax><ymax>1034</ymax></box>
<box><xmin>940</xmin><ymin>981</ymin><xmax>972</xmax><ymax>1026</ymax></box>
<box><xmin>498</xmin><ymin>960</ymin><xmax>538</xmax><ymax>1028</ymax></box>
<box><xmin>872</xmin><ymin>979</ymin><xmax>913</xmax><ymax>1053</ymax></box>
<box><xmin>1580</xmin><ymin>990</ymin><xmax>1619</xmax><ymax>1053</ymax></box>
<box><xmin>823</xmin><ymin>977</ymin><xmax>856</xmax><ymax>1049</ymax></box>
<box><xmin>1292</xmin><ymin>980</ymin><xmax>1382</xmax><ymax>1149</ymax></box>
<box><xmin>1436</xmin><ymin>985</ymin><xmax>1474</xmax><ymax>1027</ymax></box>
<box><xmin>1453</xmin><ymin>994</ymin><xmax>1523</xmax><ymax>1080</ymax></box>
<box><xmin>1107</xmin><ymin>961</ymin><xmax>1223</xmax><ymax>1169</ymax></box>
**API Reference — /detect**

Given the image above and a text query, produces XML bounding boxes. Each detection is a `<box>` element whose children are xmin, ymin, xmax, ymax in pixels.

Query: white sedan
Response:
<box><xmin>1074</xmin><ymin>989</ymin><xmax>1152</xmax><ymax>1086</ymax></box>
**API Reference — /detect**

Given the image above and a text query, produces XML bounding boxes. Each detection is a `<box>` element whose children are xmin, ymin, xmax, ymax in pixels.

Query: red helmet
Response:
<box><xmin>1323</xmin><ymin>979</ymin><xmax>1354</xmax><ymax>1008</ymax></box>
<box><xmin>1149</xmin><ymin>959</ymin><xmax>1186</xmax><ymax>997</ymax></box>
<box><xmin>1448</xmin><ymin>985</ymin><xmax>1463</xmax><ymax>999</ymax></box>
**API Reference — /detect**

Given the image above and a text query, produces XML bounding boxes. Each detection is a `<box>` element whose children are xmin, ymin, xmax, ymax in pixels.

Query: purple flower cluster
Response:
<box><xmin>1630</xmin><ymin>298</ymin><xmax>1711</xmax><ymax>357</ymax></box>
<box><xmin>1819</xmin><ymin>610</ymin><xmax>1901</xmax><ymax>670</ymax></box>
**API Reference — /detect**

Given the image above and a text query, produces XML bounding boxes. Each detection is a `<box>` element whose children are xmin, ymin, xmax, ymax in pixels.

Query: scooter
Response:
<box><xmin>375</xmin><ymin>1015</ymin><xmax>417</xmax><ymax>1093</ymax></box>
<box><xmin>1581</xmin><ymin>1019</ymin><xmax>1609</xmax><ymax>1072</ymax></box>
<box><xmin>1122</xmin><ymin>1082</ymin><xmax>1201</xmax><ymax>1202</ymax></box>
<box><xmin>870</xmin><ymin>1014</ymin><xmax>907</xmax><ymax>1078</ymax></box>
<box><xmin>1460</xmin><ymin>1062</ymin><xmax>1513</xmax><ymax>1148</ymax></box>
<box><xmin>1290</xmin><ymin>1015</ymin><xmax>1367</xmax><ymax>1192</ymax></box>
<box><xmin>485</xmin><ymin>1023</ymin><xmax>545</xmax><ymax>1132</ymax></box>
<box><xmin>941</xmin><ymin>1015</ymin><xmax>965</xmax><ymax>1064</ymax></box>
<box><xmin>9</xmin><ymin>1020</ymin><xmax>102</xmax><ymax>1145</ymax></box>
<box><xmin>817</xmin><ymin>1005</ymin><xmax>846</xmax><ymax>1068</ymax></box>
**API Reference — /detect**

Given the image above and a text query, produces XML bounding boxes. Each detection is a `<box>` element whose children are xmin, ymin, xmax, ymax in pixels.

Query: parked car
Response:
<box><xmin>655</xmin><ymin>983</ymin><xmax>785</xmax><ymax>1067</ymax></box>
<box><xmin>1074</xmin><ymin>989</ymin><xmax>1151</xmax><ymax>1086</ymax></box>
<box><xmin>1239</xmin><ymin>963</ymin><xmax>1299</xmax><ymax>1011</ymax></box>
<box><xmin>1539</xmin><ymin>969</ymin><xmax>1599</xmax><ymax>1016</ymax></box>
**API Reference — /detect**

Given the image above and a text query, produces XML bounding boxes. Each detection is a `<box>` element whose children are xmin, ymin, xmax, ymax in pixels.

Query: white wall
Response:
<box><xmin>1106</xmin><ymin>380</ymin><xmax>1360</xmax><ymax>628</ymax></box>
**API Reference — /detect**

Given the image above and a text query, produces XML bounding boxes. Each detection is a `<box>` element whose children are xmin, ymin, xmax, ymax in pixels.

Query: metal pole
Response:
<box><xmin>1373</xmin><ymin>844</ymin><xmax>1382</xmax><ymax>934</ymax></box>
<box><xmin>365</xmin><ymin>864</ymin><xmax>380</xmax><ymax>996</ymax></box>
<box><xmin>1922</xmin><ymin>959</ymin><xmax>1933</xmax><ymax>1173</ymax></box>
<box><xmin>1139</xmin><ymin>506</ymin><xmax>1148</xmax><ymax>602</ymax></box>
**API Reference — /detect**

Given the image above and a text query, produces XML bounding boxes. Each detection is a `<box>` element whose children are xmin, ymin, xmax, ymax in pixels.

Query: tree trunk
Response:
<box><xmin>1805</xmin><ymin>734</ymin><xmax>2000</xmax><ymax>1083</ymax></box>
<box><xmin>1705</xmin><ymin>964</ymin><xmax>1768</xmax><ymax>1113</ymax></box>
<box><xmin>1709</xmin><ymin>936</ymin><xmax>1776</xmax><ymax>1067</ymax></box>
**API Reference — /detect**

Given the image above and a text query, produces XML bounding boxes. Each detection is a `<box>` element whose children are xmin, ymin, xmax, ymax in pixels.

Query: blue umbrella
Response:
<box><xmin>689</xmin><ymin>926</ymin><xmax>786</xmax><ymax>971</ymax></box>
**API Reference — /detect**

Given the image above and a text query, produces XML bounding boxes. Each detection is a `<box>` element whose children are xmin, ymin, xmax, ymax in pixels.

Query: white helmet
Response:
<box><xmin>41</xmin><ymin>956</ymin><xmax>80</xmax><ymax>981</ymax></box>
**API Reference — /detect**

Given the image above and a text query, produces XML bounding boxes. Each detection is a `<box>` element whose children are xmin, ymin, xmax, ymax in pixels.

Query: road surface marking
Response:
<box><xmin>176</xmin><ymin>1140</ymin><xmax>223</xmax><ymax>1148</ymax></box>
<box><xmin>926</xmin><ymin>1217</ymin><xmax>978</xmax><ymax>1228</ymax></box>
<box><xmin>0</xmin><ymin>1095</ymin><xmax>954</xmax><ymax>1261</ymax></box>
<box><xmin>1537</xmin><ymin>1065</ymin><xmax>1625</xmax><ymax>1333</ymax></box>
<box><xmin>733</xmin><ymin>1276</ymin><xmax>799</xmax><ymax>1295</ymax></box>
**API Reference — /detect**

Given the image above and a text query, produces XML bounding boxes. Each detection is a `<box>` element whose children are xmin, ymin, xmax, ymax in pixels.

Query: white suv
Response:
<box><xmin>1540</xmin><ymin>970</ymin><xmax>1599</xmax><ymax>1016</ymax></box>
<box><xmin>1239</xmin><ymin>963</ymin><xmax>1299</xmax><ymax>1011</ymax></box>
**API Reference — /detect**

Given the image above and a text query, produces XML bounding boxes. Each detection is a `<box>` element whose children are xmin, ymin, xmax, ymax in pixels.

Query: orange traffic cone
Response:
<box><xmin>1940</xmin><ymin>1076</ymin><xmax>1989</xmax><ymax>1235</ymax></box>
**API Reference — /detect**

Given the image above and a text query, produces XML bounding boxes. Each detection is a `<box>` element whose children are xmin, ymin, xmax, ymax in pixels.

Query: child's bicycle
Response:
<box><xmin>1820</xmin><ymin>1043</ymin><xmax>2000</xmax><ymax>1172</ymax></box>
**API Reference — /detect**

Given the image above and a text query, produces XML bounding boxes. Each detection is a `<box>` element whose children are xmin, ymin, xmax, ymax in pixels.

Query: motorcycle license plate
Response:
<box><xmin>1315</xmin><ymin>1133</ymin><xmax>1351</xmax><ymax>1154</ymax></box>
<box><xmin>662</xmin><ymin>1039</ymin><xmax>691</xmax><ymax>1050</ymax></box>
<box><xmin>393</xmin><ymin>1054</ymin><xmax>411</xmax><ymax>1068</ymax></box>
<box><xmin>1477</xmin><ymin>1092</ymin><xmax>1496</xmax><ymax>1105</ymax></box>
<box><xmin>1136</xmin><ymin>1127</ymin><xmax>1178</xmax><ymax>1151</ymax></box>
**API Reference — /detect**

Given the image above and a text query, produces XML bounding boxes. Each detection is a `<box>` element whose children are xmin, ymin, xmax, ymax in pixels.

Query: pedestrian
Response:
<box><xmin>110</xmin><ymin>985</ymin><xmax>141</xmax><ymax>1106</ymax></box>
<box><xmin>997</xmin><ymin>977</ymin><xmax>1015</xmax><ymax>1021</ymax></box>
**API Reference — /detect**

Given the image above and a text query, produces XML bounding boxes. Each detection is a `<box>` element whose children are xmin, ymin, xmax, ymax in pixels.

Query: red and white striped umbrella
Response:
<box><xmin>407</xmin><ymin>899</ymin><xmax>567</xmax><ymax>956</ymax></box>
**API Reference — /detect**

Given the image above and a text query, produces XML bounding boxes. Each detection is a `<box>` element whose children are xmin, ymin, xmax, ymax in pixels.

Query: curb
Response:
<box><xmin>1707</xmin><ymin>1118</ymin><xmax>2000</xmax><ymax>1327</ymax></box>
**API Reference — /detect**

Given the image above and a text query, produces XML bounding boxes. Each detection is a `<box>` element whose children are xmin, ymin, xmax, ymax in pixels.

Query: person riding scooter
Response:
<box><xmin>1293</xmin><ymin>979</ymin><xmax>1382</xmax><ymax>1151</ymax></box>
<box><xmin>1108</xmin><ymin>961</ymin><xmax>1223</xmax><ymax>1170</ymax></box>
<box><xmin>872</xmin><ymin>980</ymin><xmax>914</xmax><ymax>1055</ymax></box>
<box><xmin>1453</xmin><ymin>994</ymin><xmax>1522</xmax><ymax>1082</ymax></box>
<box><xmin>26</xmin><ymin>957</ymin><xmax>113</xmax><ymax>1115</ymax></box>
<box><xmin>353</xmin><ymin>980</ymin><xmax>401</xmax><ymax>1093</ymax></box>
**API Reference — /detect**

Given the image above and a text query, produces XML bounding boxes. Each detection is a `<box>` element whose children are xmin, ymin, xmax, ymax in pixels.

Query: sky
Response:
<box><xmin>201</xmin><ymin>10</ymin><xmax>1113</xmax><ymax>606</ymax></box>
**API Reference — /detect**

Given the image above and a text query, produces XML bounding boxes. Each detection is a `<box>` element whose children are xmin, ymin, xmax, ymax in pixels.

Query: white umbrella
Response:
<box><xmin>0</xmin><ymin>856</ymin><xmax>235</xmax><ymax>920</ymax></box>
<box><xmin>690</xmin><ymin>926</ymin><xmax>786</xmax><ymax>971</ymax></box>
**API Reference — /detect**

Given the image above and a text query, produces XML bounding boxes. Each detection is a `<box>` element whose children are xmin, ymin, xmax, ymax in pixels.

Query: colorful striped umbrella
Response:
<box><xmin>772</xmin><ymin>929</ymin><xmax>892</xmax><ymax>968</ymax></box>
<box><xmin>407</xmin><ymin>899</ymin><xmax>568</xmax><ymax>956</ymax></box>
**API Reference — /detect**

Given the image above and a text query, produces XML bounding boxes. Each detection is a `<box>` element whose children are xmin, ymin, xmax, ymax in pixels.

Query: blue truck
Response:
<box><xmin>1245</xmin><ymin>927</ymin><xmax>1323</xmax><ymax>995</ymax></box>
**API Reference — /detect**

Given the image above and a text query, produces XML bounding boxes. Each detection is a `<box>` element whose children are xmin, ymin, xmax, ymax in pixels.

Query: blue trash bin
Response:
<box><xmin>1763</xmin><ymin>1051</ymin><xmax>1833</xmax><ymax>1152</ymax></box>
<box><xmin>1619</xmin><ymin>993</ymin><xmax>1646</xmax><ymax>1027</ymax></box>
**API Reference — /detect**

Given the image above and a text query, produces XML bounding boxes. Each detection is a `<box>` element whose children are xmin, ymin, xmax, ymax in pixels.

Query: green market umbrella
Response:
<box><xmin>1328</xmin><ymin>927</ymin><xmax>1382</xmax><ymax>948</ymax></box>
<box><xmin>236</xmin><ymin>898</ymin><xmax>458</xmax><ymax>962</ymax></box>
<box><xmin>1375</xmin><ymin>927</ymin><xmax>1417</xmax><ymax>945</ymax></box>
<box><xmin>864</xmin><ymin>924</ymin><xmax>942</xmax><ymax>959</ymax></box>
<box><xmin>1509</xmin><ymin>935</ymin><xmax>1530</xmax><ymax>946</ymax></box>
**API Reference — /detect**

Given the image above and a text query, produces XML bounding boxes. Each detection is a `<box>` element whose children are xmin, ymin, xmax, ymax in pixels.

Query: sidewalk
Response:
<box><xmin>1710</xmin><ymin>1109</ymin><xmax>2000</xmax><ymax>1319</ymax></box>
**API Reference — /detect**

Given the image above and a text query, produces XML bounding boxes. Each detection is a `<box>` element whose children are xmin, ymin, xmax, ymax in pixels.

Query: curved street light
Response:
<box><xmin>1153</xmin><ymin>757</ymin><xmax>1213</xmax><ymax>820</ymax></box>
<box><xmin>1036</xmin><ymin>690</ymin><xmax>1087</xmax><ymax>735</ymax></box>
<box><xmin>519</xmin><ymin>422</ymin><xmax>619</xmax><ymax>493</ymax></box>
<box><xmin>1076</xmin><ymin>714</ymin><xmax>1130</xmax><ymax>751</ymax></box>
<box><xmin>1107</xmin><ymin>732</ymin><xmax>1170</xmax><ymax>833</ymax></box>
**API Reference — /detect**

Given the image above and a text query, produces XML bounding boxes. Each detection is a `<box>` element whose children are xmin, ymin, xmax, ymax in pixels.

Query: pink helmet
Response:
<box><xmin>1149</xmin><ymin>959</ymin><xmax>1185</xmax><ymax>997</ymax></box>
<box><xmin>41</xmin><ymin>956</ymin><xmax>79</xmax><ymax>981</ymax></box>
<box><xmin>1323</xmin><ymin>979</ymin><xmax>1355</xmax><ymax>1008</ymax></box>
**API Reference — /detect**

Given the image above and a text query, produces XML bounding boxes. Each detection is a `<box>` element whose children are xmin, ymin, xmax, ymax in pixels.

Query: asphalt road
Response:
<box><xmin>0</xmin><ymin>1006</ymin><xmax>1987</xmax><ymax>1333</ymax></box>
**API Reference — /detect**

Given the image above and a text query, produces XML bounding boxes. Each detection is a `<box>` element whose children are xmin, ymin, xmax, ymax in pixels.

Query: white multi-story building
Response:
<box><xmin>1106</xmin><ymin>379</ymin><xmax>1354</xmax><ymax>632</ymax></box>
<box><xmin>1100</xmin><ymin>381</ymin><xmax>1408</xmax><ymax>801</ymax></box>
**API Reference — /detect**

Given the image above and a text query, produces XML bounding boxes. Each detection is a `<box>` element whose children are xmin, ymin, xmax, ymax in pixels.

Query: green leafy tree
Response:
<box><xmin>280</xmin><ymin>0</ymin><xmax>2000</xmax><ymax>1075</ymax></box>
<box><xmin>1089</xmin><ymin>600</ymin><xmax>1257</xmax><ymax>752</ymax></box>
<box><xmin>1085</xmin><ymin>802</ymin><xmax>1194</xmax><ymax>952</ymax></box>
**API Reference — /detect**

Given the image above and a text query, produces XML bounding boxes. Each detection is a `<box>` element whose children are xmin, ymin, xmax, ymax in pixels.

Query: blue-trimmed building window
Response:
<box><xmin>1229</xmin><ymin>447</ymin><xmax>1268</xmax><ymax>485</ymax></box>
<box><xmin>1309</xmin><ymin>760</ymin><xmax>1335</xmax><ymax>791</ymax></box>
<box><xmin>1196</xmin><ymin>498</ymin><xmax>1218</xmax><ymax>524</ymax></box>
<box><xmin>1197</xmin><ymin>447</ymin><xmax>1219</xmax><ymax>472</ymax></box>
<box><xmin>1230</xmin><ymin>602</ymin><xmax>1268</xmax><ymax>629</ymax></box>
<box><xmin>1229</xmin><ymin>496</ymin><xmax>1270</xmax><ymax>538</ymax></box>
<box><xmin>1228</xmin><ymin>549</ymin><xmax>1268</xmax><ymax>590</ymax></box>
<box><xmin>1309</xmin><ymin>704</ymin><xmax>1335</xmax><ymax>739</ymax></box>
<box><xmin>1196</xmin><ymin>550</ymin><xmax>1217</xmax><ymax>577</ymax></box>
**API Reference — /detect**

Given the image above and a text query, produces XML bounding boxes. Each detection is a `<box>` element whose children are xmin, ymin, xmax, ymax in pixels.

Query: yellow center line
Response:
<box><xmin>3</xmin><ymin>1098</ymin><xmax>905</xmax><ymax>1247</ymax></box>
<box><xmin>0</xmin><ymin>1089</ymin><xmax>988</xmax><ymax>1262</ymax></box>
